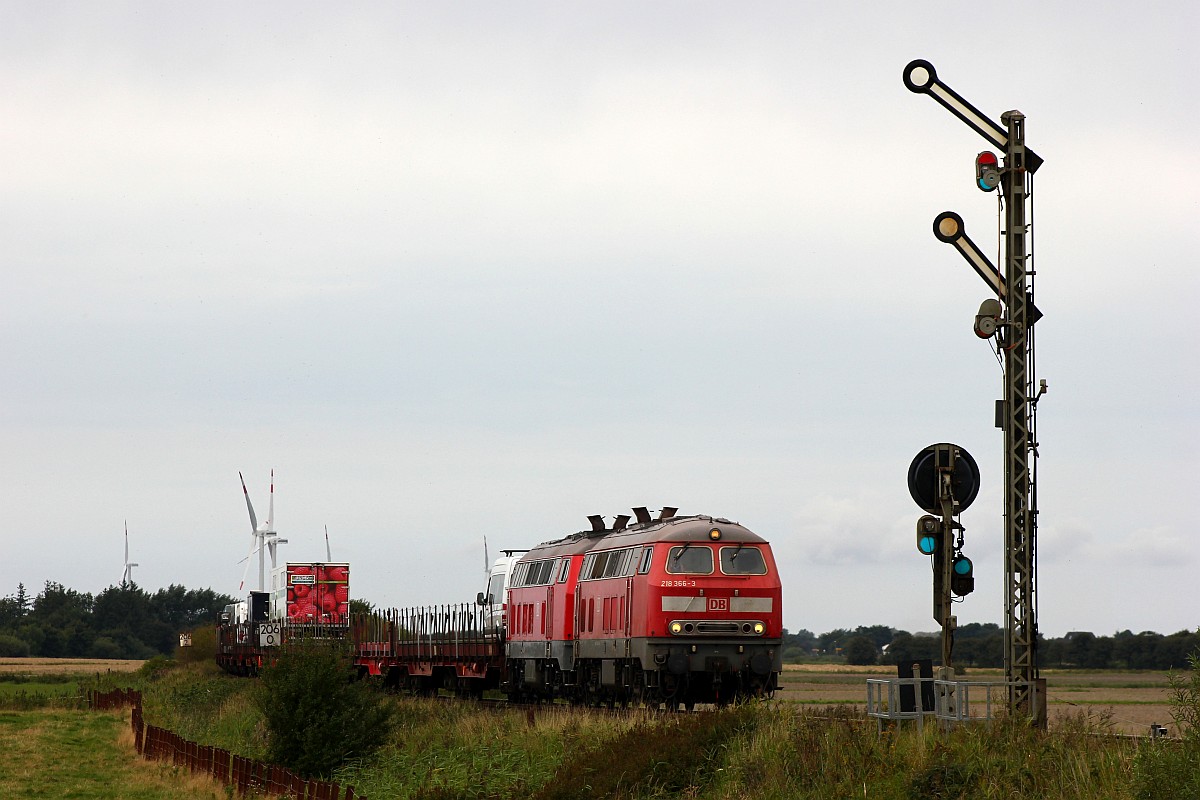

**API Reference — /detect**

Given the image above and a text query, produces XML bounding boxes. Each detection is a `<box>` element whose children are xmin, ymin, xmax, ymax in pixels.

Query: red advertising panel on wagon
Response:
<box><xmin>272</xmin><ymin>562</ymin><xmax>349</xmax><ymax>623</ymax></box>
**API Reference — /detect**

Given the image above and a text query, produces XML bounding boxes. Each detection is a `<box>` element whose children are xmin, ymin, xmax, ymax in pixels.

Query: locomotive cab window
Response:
<box><xmin>665</xmin><ymin>545</ymin><xmax>713</xmax><ymax>575</ymax></box>
<box><xmin>720</xmin><ymin>545</ymin><xmax>767</xmax><ymax>575</ymax></box>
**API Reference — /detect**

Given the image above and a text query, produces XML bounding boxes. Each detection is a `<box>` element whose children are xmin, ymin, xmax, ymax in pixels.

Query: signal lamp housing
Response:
<box><xmin>976</xmin><ymin>151</ymin><xmax>1001</xmax><ymax>192</ymax></box>
<box><xmin>916</xmin><ymin>515</ymin><xmax>942</xmax><ymax>556</ymax></box>
<box><xmin>951</xmin><ymin>555</ymin><xmax>975</xmax><ymax>597</ymax></box>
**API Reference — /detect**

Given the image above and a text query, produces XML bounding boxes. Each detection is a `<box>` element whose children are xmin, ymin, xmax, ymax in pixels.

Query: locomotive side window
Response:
<box><xmin>637</xmin><ymin>547</ymin><xmax>653</xmax><ymax>574</ymax></box>
<box><xmin>557</xmin><ymin>557</ymin><xmax>570</xmax><ymax>583</ymax></box>
<box><xmin>586</xmin><ymin>551</ymin><xmax>610</xmax><ymax>580</ymax></box>
<box><xmin>665</xmin><ymin>545</ymin><xmax>714</xmax><ymax>574</ymax></box>
<box><xmin>602</xmin><ymin>548</ymin><xmax>632</xmax><ymax>579</ymax></box>
<box><xmin>531</xmin><ymin>559</ymin><xmax>555</xmax><ymax>585</ymax></box>
<box><xmin>514</xmin><ymin>558</ymin><xmax>556</xmax><ymax>587</ymax></box>
<box><xmin>580</xmin><ymin>548</ymin><xmax>637</xmax><ymax>580</ymax></box>
<box><xmin>720</xmin><ymin>545</ymin><xmax>767</xmax><ymax>575</ymax></box>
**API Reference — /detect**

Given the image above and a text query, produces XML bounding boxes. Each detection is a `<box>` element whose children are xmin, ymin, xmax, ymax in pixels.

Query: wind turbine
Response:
<box><xmin>121</xmin><ymin>521</ymin><xmax>138</xmax><ymax>588</ymax></box>
<box><xmin>238</xmin><ymin>470</ymin><xmax>288</xmax><ymax>592</ymax></box>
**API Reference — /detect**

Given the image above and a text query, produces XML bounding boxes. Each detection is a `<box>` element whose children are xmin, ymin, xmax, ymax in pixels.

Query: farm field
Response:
<box><xmin>0</xmin><ymin>658</ymin><xmax>145</xmax><ymax>675</ymax></box>
<box><xmin>776</xmin><ymin>664</ymin><xmax>1177</xmax><ymax>735</ymax></box>
<box><xmin>0</xmin><ymin>659</ymin><xmax>149</xmax><ymax>710</ymax></box>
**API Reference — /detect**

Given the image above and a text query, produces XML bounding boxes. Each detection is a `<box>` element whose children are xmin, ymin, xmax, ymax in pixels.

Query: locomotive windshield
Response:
<box><xmin>720</xmin><ymin>545</ymin><xmax>767</xmax><ymax>575</ymax></box>
<box><xmin>666</xmin><ymin>545</ymin><xmax>714</xmax><ymax>574</ymax></box>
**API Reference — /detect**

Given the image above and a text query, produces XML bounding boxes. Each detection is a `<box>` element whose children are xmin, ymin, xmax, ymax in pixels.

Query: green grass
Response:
<box><xmin>0</xmin><ymin>709</ymin><xmax>228</xmax><ymax>799</ymax></box>
<box><xmin>137</xmin><ymin>665</ymin><xmax>265</xmax><ymax>760</ymax></box>
<box><xmin>0</xmin><ymin>675</ymin><xmax>87</xmax><ymax>710</ymax></box>
<box><xmin>122</xmin><ymin>665</ymin><xmax>1154</xmax><ymax>800</ymax></box>
<box><xmin>335</xmin><ymin>698</ymin><xmax>580</xmax><ymax>799</ymax></box>
<box><xmin>6</xmin><ymin>659</ymin><xmax>1177</xmax><ymax>799</ymax></box>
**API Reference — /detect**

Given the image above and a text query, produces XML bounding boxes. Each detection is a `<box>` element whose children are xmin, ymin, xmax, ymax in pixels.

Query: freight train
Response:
<box><xmin>216</xmin><ymin>507</ymin><xmax>783</xmax><ymax>708</ymax></box>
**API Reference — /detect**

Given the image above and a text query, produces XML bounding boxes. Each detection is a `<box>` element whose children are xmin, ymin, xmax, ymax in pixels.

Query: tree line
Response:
<box><xmin>2</xmin><ymin>577</ymin><xmax>1194</xmax><ymax>671</ymax></box>
<box><xmin>0</xmin><ymin>581</ymin><xmax>234</xmax><ymax>660</ymax></box>
<box><xmin>784</xmin><ymin>623</ymin><xmax>1200</xmax><ymax>671</ymax></box>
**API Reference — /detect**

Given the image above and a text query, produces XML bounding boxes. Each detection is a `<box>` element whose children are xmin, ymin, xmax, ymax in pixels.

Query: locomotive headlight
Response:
<box><xmin>709</xmin><ymin>528</ymin><xmax>722</xmax><ymax>541</ymax></box>
<box><xmin>670</xmin><ymin>621</ymin><xmax>683</xmax><ymax>635</ymax></box>
<box><xmin>753</xmin><ymin>622</ymin><xmax>765</xmax><ymax>635</ymax></box>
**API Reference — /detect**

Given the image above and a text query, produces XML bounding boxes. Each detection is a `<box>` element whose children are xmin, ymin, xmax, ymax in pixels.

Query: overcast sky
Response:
<box><xmin>3</xmin><ymin>2</ymin><xmax>1196</xmax><ymax>638</ymax></box>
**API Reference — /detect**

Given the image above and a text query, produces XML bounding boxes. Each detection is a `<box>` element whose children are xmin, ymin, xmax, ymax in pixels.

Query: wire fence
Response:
<box><xmin>88</xmin><ymin>688</ymin><xmax>365</xmax><ymax>800</ymax></box>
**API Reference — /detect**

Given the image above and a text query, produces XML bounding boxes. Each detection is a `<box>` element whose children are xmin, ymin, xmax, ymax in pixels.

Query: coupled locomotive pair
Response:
<box><xmin>503</xmin><ymin>508</ymin><xmax>782</xmax><ymax>706</ymax></box>
<box><xmin>218</xmin><ymin>508</ymin><xmax>784</xmax><ymax>708</ymax></box>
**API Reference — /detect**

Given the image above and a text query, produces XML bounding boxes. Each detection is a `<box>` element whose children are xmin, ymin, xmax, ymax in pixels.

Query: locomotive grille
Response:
<box><xmin>696</xmin><ymin>622</ymin><xmax>739</xmax><ymax>634</ymax></box>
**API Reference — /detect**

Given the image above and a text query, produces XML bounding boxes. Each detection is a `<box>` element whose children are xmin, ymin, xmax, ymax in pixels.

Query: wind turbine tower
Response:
<box><xmin>121</xmin><ymin>521</ymin><xmax>138</xmax><ymax>588</ymax></box>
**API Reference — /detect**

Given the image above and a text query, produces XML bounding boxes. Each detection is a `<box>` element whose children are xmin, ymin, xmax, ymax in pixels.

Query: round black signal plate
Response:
<box><xmin>908</xmin><ymin>443</ymin><xmax>981</xmax><ymax>515</ymax></box>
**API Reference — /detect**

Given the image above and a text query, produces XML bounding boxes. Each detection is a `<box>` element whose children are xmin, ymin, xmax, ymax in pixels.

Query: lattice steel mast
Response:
<box><xmin>1000</xmin><ymin>111</ymin><xmax>1041</xmax><ymax>720</ymax></box>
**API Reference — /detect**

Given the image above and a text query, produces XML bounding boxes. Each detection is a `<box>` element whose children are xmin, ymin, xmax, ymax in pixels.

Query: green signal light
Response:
<box><xmin>951</xmin><ymin>554</ymin><xmax>975</xmax><ymax>597</ymax></box>
<box><xmin>916</xmin><ymin>515</ymin><xmax>942</xmax><ymax>557</ymax></box>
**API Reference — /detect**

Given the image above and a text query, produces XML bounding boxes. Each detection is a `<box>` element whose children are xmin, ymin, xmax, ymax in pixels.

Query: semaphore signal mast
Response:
<box><xmin>903</xmin><ymin>59</ymin><xmax>1047</xmax><ymax>726</ymax></box>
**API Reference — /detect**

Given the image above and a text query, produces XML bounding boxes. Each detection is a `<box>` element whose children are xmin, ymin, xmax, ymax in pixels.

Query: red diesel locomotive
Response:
<box><xmin>506</xmin><ymin>507</ymin><xmax>782</xmax><ymax>707</ymax></box>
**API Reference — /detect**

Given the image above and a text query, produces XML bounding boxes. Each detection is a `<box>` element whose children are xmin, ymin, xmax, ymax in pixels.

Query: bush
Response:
<box><xmin>88</xmin><ymin>636</ymin><xmax>124</xmax><ymax>659</ymax></box>
<box><xmin>844</xmin><ymin>635</ymin><xmax>878</xmax><ymax>666</ymax></box>
<box><xmin>1134</xmin><ymin>651</ymin><xmax>1200</xmax><ymax>799</ymax></box>
<box><xmin>255</xmin><ymin>639</ymin><xmax>395</xmax><ymax>779</ymax></box>
<box><xmin>175</xmin><ymin>625</ymin><xmax>218</xmax><ymax>664</ymax></box>
<box><xmin>0</xmin><ymin>633</ymin><xmax>30</xmax><ymax>657</ymax></box>
<box><xmin>136</xmin><ymin>655</ymin><xmax>175</xmax><ymax>681</ymax></box>
<box><xmin>530</xmin><ymin>703</ymin><xmax>759</xmax><ymax>799</ymax></box>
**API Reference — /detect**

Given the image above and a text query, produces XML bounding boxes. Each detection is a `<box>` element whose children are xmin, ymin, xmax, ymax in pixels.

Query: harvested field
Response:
<box><xmin>0</xmin><ymin>659</ymin><xmax>145</xmax><ymax>675</ymax></box>
<box><xmin>777</xmin><ymin>664</ymin><xmax>1178</xmax><ymax>735</ymax></box>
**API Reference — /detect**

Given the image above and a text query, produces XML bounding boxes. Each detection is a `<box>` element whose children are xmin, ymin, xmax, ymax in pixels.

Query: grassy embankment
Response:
<box><xmin>131</xmin><ymin>663</ymin><xmax>1151</xmax><ymax>799</ymax></box>
<box><xmin>5</xmin><ymin>658</ymin><xmax>1194</xmax><ymax>799</ymax></box>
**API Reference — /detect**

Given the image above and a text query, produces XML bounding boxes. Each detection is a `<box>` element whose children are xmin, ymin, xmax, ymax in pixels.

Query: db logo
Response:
<box><xmin>708</xmin><ymin>597</ymin><xmax>729</xmax><ymax>612</ymax></box>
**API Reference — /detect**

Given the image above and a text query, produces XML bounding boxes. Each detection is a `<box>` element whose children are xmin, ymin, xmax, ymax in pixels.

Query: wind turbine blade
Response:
<box><xmin>266</xmin><ymin>469</ymin><xmax>275</xmax><ymax>530</ymax></box>
<box><xmin>239</xmin><ymin>472</ymin><xmax>259</xmax><ymax>532</ymax></box>
<box><xmin>122</xmin><ymin>521</ymin><xmax>130</xmax><ymax>587</ymax></box>
<box><xmin>325</xmin><ymin>525</ymin><xmax>331</xmax><ymax>561</ymax></box>
<box><xmin>484</xmin><ymin>536</ymin><xmax>490</xmax><ymax>577</ymax></box>
<box><xmin>238</xmin><ymin>535</ymin><xmax>257</xmax><ymax>592</ymax></box>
